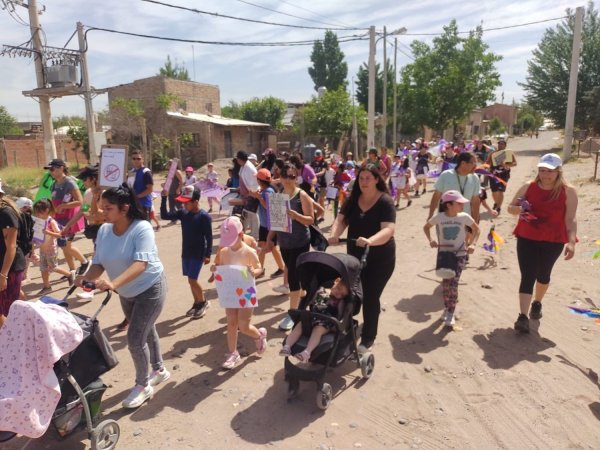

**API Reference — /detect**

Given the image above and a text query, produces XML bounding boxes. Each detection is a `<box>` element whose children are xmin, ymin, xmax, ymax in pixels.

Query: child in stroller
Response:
<box><xmin>279</xmin><ymin>277</ymin><xmax>348</xmax><ymax>362</ymax></box>
<box><xmin>283</xmin><ymin>251</ymin><xmax>374</xmax><ymax>410</ymax></box>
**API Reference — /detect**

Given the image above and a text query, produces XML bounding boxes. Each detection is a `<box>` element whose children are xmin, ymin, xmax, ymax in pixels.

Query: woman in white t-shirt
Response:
<box><xmin>423</xmin><ymin>190</ymin><xmax>480</xmax><ymax>330</ymax></box>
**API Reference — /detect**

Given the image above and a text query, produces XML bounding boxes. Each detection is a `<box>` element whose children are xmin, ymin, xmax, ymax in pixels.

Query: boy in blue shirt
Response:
<box><xmin>160</xmin><ymin>185</ymin><xmax>212</xmax><ymax>319</ymax></box>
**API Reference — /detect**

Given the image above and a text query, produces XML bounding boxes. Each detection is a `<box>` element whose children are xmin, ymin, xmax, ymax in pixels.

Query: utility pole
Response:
<box><xmin>351</xmin><ymin>77</ymin><xmax>358</xmax><ymax>157</ymax></box>
<box><xmin>367</xmin><ymin>25</ymin><xmax>376</xmax><ymax>153</ymax></box>
<box><xmin>77</xmin><ymin>22</ymin><xmax>98</xmax><ymax>165</ymax></box>
<box><xmin>392</xmin><ymin>37</ymin><xmax>398</xmax><ymax>153</ymax></box>
<box><xmin>382</xmin><ymin>26</ymin><xmax>387</xmax><ymax>148</ymax></box>
<box><xmin>563</xmin><ymin>6</ymin><xmax>584</xmax><ymax>161</ymax></box>
<box><xmin>27</xmin><ymin>0</ymin><xmax>57</xmax><ymax>161</ymax></box>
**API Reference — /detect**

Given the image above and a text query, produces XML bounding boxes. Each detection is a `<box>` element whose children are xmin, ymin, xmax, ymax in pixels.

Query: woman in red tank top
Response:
<box><xmin>507</xmin><ymin>153</ymin><xmax>578</xmax><ymax>334</ymax></box>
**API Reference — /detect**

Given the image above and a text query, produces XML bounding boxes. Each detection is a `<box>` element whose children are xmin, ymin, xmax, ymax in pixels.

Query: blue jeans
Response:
<box><xmin>119</xmin><ymin>274</ymin><xmax>167</xmax><ymax>386</ymax></box>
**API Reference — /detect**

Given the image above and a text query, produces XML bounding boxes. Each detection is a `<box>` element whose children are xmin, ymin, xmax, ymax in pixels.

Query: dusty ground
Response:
<box><xmin>6</xmin><ymin>131</ymin><xmax>600</xmax><ymax>450</ymax></box>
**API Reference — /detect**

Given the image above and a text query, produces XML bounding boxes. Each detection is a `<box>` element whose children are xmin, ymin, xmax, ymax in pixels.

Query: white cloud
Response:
<box><xmin>1</xmin><ymin>0</ymin><xmax>597</xmax><ymax>120</ymax></box>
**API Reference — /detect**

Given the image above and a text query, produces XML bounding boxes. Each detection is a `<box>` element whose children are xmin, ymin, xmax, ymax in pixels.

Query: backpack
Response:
<box><xmin>17</xmin><ymin>212</ymin><xmax>33</xmax><ymax>256</ymax></box>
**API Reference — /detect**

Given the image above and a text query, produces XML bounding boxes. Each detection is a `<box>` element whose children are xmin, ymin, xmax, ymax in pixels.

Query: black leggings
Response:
<box><xmin>517</xmin><ymin>237</ymin><xmax>564</xmax><ymax>295</ymax></box>
<box><xmin>281</xmin><ymin>243</ymin><xmax>310</xmax><ymax>291</ymax></box>
<box><xmin>350</xmin><ymin>247</ymin><xmax>396</xmax><ymax>342</ymax></box>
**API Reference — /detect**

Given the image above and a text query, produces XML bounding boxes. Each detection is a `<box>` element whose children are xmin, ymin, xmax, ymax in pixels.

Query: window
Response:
<box><xmin>192</xmin><ymin>133</ymin><xmax>200</xmax><ymax>146</ymax></box>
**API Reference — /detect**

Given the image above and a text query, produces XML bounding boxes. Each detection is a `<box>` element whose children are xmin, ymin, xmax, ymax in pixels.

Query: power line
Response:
<box><xmin>140</xmin><ymin>0</ymin><xmax>368</xmax><ymax>31</ymax></box>
<box><xmin>278</xmin><ymin>0</ymin><xmax>353</xmax><ymax>29</ymax></box>
<box><xmin>233</xmin><ymin>0</ymin><xmax>353</xmax><ymax>29</ymax></box>
<box><xmin>84</xmin><ymin>25</ymin><xmax>367</xmax><ymax>48</ymax></box>
<box><xmin>403</xmin><ymin>16</ymin><xmax>568</xmax><ymax>36</ymax></box>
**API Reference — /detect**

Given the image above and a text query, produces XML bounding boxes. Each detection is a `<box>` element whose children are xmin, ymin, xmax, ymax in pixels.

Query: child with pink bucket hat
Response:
<box><xmin>210</xmin><ymin>216</ymin><xmax>267</xmax><ymax>369</ymax></box>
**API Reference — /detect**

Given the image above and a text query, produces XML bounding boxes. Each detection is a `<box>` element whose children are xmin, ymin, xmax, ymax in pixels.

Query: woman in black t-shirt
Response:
<box><xmin>328</xmin><ymin>165</ymin><xmax>396</xmax><ymax>350</ymax></box>
<box><xmin>0</xmin><ymin>192</ymin><xmax>26</xmax><ymax>328</ymax></box>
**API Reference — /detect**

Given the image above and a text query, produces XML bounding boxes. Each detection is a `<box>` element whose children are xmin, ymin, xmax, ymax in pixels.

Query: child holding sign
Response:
<box><xmin>211</xmin><ymin>216</ymin><xmax>267</xmax><ymax>370</ymax></box>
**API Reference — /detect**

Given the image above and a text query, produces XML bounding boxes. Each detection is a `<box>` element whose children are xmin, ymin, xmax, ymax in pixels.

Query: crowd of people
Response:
<box><xmin>0</xmin><ymin>136</ymin><xmax>579</xmax><ymax>412</ymax></box>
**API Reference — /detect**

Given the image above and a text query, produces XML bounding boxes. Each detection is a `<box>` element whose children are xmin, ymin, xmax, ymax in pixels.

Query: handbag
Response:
<box><xmin>435</xmin><ymin>251</ymin><xmax>458</xmax><ymax>279</ymax></box>
<box><xmin>309</xmin><ymin>223</ymin><xmax>328</xmax><ymax>251</ymax></box>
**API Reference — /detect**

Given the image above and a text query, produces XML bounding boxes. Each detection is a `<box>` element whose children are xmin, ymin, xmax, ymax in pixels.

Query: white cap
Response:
<box><xmin>16</xmin><ymin>197</ymin><xmax>33</xmax><ymax>209</ymax></box>
<box><xmin>537</xmin><ymin>153</ymin><xmax>562</xmax><ymax>170</ymax></box>
<box><xmin>248</xmin><ymin>153</ymin><xmax>258</xmax><ymax>161</ymax></box>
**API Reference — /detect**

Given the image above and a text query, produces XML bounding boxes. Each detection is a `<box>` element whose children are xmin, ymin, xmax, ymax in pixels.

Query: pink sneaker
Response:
<box><xmin>222</xmin><ymin>351</ymin><xmax>241</xmax><ymax>370</ymax></box>
<box><xmin>255</xmin><ymin>327</ymin><xmax>267</xmax><ymax>355</ymax></box>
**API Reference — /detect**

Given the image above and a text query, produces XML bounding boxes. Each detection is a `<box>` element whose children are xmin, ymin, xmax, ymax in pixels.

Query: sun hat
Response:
<box><xmin>537</xmin><ymin>153</ymin><xmax>562</xmax><ymax>170</ymax></box>
<box><xmin>441</xmin><ymin>190</ymin><xmax>469</xmax><ymax>204</ymax></box>
<box><xmin>257</xmin><ymin>168</ymin><xmax>271</xmax><ymax>182</ymax></box>
<box><xmin>175</xmin><ymin>185</ymin><xmax>201</xmax><ymax>203</ymax></box>
<box><xmin>220</xmin><ymin>216</ymin><xmax>243</xmax><ymax>247</ymax></box>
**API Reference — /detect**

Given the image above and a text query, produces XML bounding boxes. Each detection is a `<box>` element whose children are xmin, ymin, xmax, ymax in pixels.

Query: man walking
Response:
<box><xmin>127</xmin><ymin>151</ymin><xmax>154</xmax><ymax>218</ymax></box>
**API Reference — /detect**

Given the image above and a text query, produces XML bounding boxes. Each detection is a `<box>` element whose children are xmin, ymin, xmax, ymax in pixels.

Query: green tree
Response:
<box><xmin>0</xmin><ymin>105</ymin><xmax>23</xmax><ymax>137</ymax></box>
<box><xmin>52</xmin><ymin>115</ymin><xmax>85</xmax><ymax>130</ymax></box>
<box><xmin>488</xmin><ymin>117</ymin><xmax>505</xmax><ymax>135</ymax></box>
<box><xmin>158</xmin><ymin>55</ymin><xmax>190</xmax><ymax>81</ymax></box>
<box><xmin>308</xmin><ymin>31</ymin><xmax>348</xmax><ymax>92</ymax></box>
<box><xmin>517</xmin><ymin>103</ymin><xmax>544</xmax><ymax>133</ymax></box>
<box><xmin>583</xmin><ymin>86</ymin><xmax>600</xmax><ymax>133</ymax></box>
<box><xmin>67</xmin><ymin>126</ymin><xmax>90</xmax><ymax>160</ymax></box>
<box><xmin>520</xmin><ymin>2</ymin><xmax>600</xmax><ymax>129</ymax></box>
<box><xmin>222</xmin><ymin>97</ymin><xmax>286</xmax><ymax>129</ymax></box>
<box><xmin>355</xmin><ymin>60</ymin><xmax>395</xmax><ymax>115</ymax></box>
<box><xmin>300</xmin><ymin>88</ymin><xmax>366</xmax><ymax>147</ymax></box>
<box><xmin>398</xmin><ymin>20</ymin><xmax>502</xmax><ymax>134</ymax></box>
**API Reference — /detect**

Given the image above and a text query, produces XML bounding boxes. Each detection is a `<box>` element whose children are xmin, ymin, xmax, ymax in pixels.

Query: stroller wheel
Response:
<box><xmin>287</xmin><ymin>378</ymin><xmax>300</xmax><ymax>401</ymax></box>
<box><xmin>360</xmin><ymin>352</ymin><xmax>375</xmax><ymax>379</ymax></box>
<box><xmin>316</xmin><ymin>383</ymin><xmax>333</xmax><ymax>410</ymax></box>
<box><xmin>90</xmin><ymin>419</ymin><xmax>120</xmax><ymax>450</ymax></box>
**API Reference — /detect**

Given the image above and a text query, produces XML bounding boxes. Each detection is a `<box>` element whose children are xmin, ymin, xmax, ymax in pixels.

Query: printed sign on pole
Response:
<box><xmin>99</xmin><ymin>145</ymin><xmax>128</xmax><ymax>189</ymax></box>
<box><xmin>163</xmin><ymin>159</ymin><xmax>179</xmax><ymax>193</ymax></box>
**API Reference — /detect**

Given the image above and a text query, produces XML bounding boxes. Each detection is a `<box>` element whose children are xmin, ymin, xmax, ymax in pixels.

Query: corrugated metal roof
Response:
<box><xmin>167</xmin><ymin>111</ymin><xmax>269</xmax><ymax>127</ymax></box>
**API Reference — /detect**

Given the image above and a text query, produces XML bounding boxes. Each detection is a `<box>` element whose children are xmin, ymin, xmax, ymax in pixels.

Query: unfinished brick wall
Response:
<box><xmin>0</xmin><ymin>135</ymin><xmax>89</xmax><ymax>168</ymax></box>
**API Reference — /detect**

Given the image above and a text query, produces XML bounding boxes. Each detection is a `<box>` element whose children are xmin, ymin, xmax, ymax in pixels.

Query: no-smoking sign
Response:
<box><xmin>99</xmin><ymin>146</ymin><xmax>128</xmax><ymax>188</ymax></box>
<box><xmin>104</xmin><ymin>164</ymin><xmax>120</xmax><ymax>182</ymax></box>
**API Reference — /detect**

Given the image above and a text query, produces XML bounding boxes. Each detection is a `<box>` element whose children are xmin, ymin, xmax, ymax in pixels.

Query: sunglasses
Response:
<box><xmin>282</xmin><ymin>173</ymin><xmax>297</xmax><ymax>180</ymax></box>
<box><xmin>132</xmin><ymin>157</ymin><xmax>142</xmax><ymax>161</ymax></box>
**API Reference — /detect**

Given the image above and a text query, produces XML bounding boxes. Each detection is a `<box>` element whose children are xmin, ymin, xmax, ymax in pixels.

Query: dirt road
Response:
<box><xmin>7</xmin><ymin>131</ymin><xmax>600</xmax><ymax>449</ymax></box>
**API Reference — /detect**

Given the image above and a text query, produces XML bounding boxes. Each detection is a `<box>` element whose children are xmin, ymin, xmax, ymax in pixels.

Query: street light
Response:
<box><xmin>368</xmin><ymin>26</ymin><xmax>406</xmax><ymax>151</ymax></box>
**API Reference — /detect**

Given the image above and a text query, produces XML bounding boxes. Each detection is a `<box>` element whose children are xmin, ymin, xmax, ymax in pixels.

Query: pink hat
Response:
<box><xmin>220</xmin><ymin>216</ymin><xmax>243</xmax><ymax>247</ymax></box>
<box><xmin>441</xmin><ymin>190</ymin><xmax>469</xmax><ymax>204</ymax></box>
<box><xmin>185</xmin><ymin>166</ymin><xmax>194</xmax><ymax>172</ymax></box>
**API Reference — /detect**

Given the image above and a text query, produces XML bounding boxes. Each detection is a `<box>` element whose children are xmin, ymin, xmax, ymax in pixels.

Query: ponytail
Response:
<box><xmin>101</xmin><ymin>183</ymin><xmax>148</xmax><ymax>221</ymax></box>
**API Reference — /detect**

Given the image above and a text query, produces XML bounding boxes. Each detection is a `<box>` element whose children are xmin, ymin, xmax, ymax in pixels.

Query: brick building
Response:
<box><xmin>468</xmin><ymin>103</ymin><xmax>518</xmax><ymax>138</ymax></box>
<box><xmin>107</xmin><ymin>76</ymin><xmax>270</xmax><ymax>167</ymax></box>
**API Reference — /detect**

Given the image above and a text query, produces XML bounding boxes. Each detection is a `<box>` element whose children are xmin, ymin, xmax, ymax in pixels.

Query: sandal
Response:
<box><xmin>254</xmin><ymin>327</ymin><xmax>267</xmax><ymax>354</ymax></box>
<box><xmin>294</xmin><ymin>350</ymin><xmax>310</xmax><ymax>363</ymax></box>
<box><xmin>279</xmin><ymin>344</ymin><xmax>291</xmax><ymax>357</ymax></box>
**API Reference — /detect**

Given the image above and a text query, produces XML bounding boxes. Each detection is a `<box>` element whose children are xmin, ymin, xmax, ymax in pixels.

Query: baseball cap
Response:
<box><xmin>77</xmin><ymin>164</ymin><xmax>99</xmax><ymax>180</ymax></box>
<box><xmin>236</xmin><ymin>151</ymin><xmax>248</xmax><ymax>161</ymax></box>
<box><xmin>315</xmin><ymin>149</ymin><xmax>322</xmax><ymax>156</ymax></box>
<box><xmin>220</xmin><ymin>216</ymin><xmax>243</xmax><ymax>247</ymax></box>
<box><xmin>43</xmin><ymin>158</ymin><xmax>66</xmax><ymax>170</ymax></box>
<box><xmin>248</xmin><ymin>153</ymin><xmax>258</xmax><ymax>161</ymax></box>
<box><xmin>537</xmin><ymin>153</ymin><xmax>562</xmax><ymax>170</ymax></box>
<box><xmin>16</xmin><ymin>197</ymin><xmax>33</xmax><ymax>209</ymax></box>
<box><xmin>185</xmin><ymin>166</ymin><xmax>194</xmax><ymax>172</ymax></box>
<box><xmin>441</xmin><ymin>190</ymin><xmax>469</xmax><ymax>204</ymax></box>
<box><xmin>497</xmin><ymin>138</ymin><xmax>507</xmax><ymax>144</ymax></box>
<box><xmin>257</xmin><ymin>168</ymin><xmax>271</xmax><ymax>182</ymax></box>
<box><xmin>175</xmin><ymin>185</ymin><xmax>200</xmax><ymax>203</ymax></box>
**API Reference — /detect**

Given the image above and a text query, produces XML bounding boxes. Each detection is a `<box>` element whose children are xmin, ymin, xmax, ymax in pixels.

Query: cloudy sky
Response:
<box><xmin>0</xmin><ymin>0</ymin><xmax>592</xmax><ymax>121</ymax></box>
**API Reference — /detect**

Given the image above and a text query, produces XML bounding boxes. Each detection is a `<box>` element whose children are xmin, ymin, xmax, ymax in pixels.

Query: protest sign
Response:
<box><xmin>266</xmin><ymin>192</ymin><xmax>291</xmax><ymax>232</ymax></box>
<box><xmin>491</xmin><ymin>150</ymin><xmax>515</xmax><ymax>167</ymax></box>
<box><xmin>99</xmin><ymin>146</ymin><xmax>128</xmax><ymax>189</ymax></box>
<box><xmin>32</xmin><ymin>217</ymin><xmax>47</xmax><ymax>243</ymax></box>
<box><xmin>163</xmin><ymin>159</ymin><xmax>179</xmax><ymax>193</ymax></box>
<box><xmin>215</xmin><ymin>265</ymin><xmax>258</xmax><ymax>308</ymax></box>
<box><xmin>325</xmin><ymin>186</ymin><xmax>339</xmax><ymax>200</ymax></box>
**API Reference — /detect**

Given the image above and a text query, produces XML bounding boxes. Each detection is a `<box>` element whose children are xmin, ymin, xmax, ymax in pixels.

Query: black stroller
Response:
<box><xmin>283</xmin><ymin>250</ymin><xmax>374</xmax><ymax>410</ymax></box>
<box><xmin>0</xmin><ymin>285</ymin><xmax>120</xmax><ymax>450</ymax></box>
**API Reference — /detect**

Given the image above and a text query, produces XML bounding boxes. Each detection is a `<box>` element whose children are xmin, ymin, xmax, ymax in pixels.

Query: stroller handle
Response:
<box><xmin>339</xmin><ymin>238</ymin><xmax>370</xmax><ymax>268</ymax></box>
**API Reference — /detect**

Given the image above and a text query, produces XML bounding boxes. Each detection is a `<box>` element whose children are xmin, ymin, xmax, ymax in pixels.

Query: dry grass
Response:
<box><xmin>0</xmin><ymin>166</ymin><xmax>44</xmax><ymax>189</ymax></box>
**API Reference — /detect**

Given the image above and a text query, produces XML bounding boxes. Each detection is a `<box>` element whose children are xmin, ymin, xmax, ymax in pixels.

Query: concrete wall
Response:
<box><xmin>0</xmin><ymin>135</ymin><xmax>88</xmax><ymax>168</ymax></box>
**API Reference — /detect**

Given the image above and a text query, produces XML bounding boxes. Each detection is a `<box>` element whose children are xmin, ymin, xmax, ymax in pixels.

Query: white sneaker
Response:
<box><xmin>148</xmin><ymin>368</ymin><xmax>171</xmax><ymax>387</ymax></box>
<box><xmin>444</xmin><ymin>313</ymin><xmax>456</xmax><ymax>327</ymax></box>
<box><xmin>122</xmin><ymin>384</ymin><xmax>153</xmax><ymax>408</ymax></box>
<box><xmin>278</xmin><ymin>315</ymin><xmax>294</xmax><ymax>331</ymax></box>
<box><xmin>440</xmin><ymin>308</ymin><xmax>448</xmax><ymax>322</ymax></box>
<box><xmin>273</xmin><ymin>284</ymin><xmax>290</xmax><ymax>295</ymax></box>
